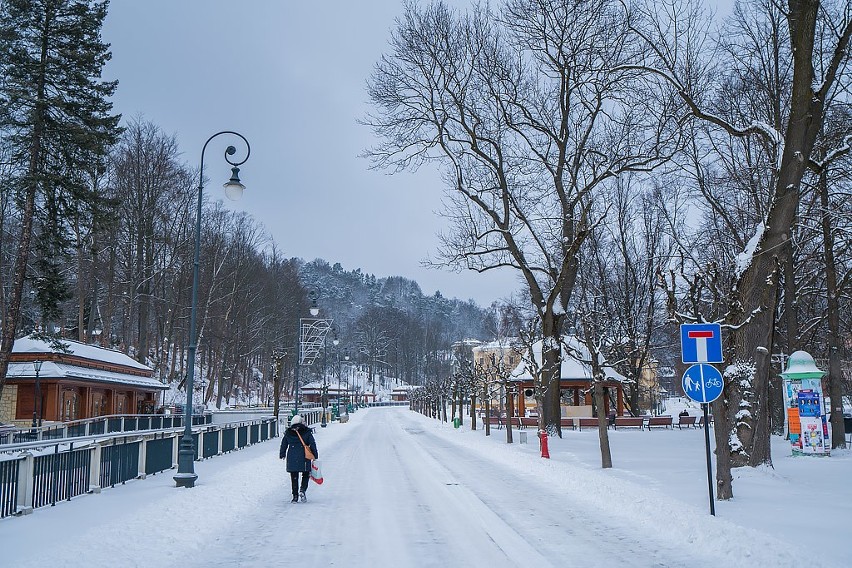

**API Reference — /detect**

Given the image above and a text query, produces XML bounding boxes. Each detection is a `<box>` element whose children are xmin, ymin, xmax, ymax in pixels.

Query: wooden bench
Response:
<box><xmin>677</xmin><ymin>415</ymin><xmax>698</xmax><ymax>429</ymax></box>
<box><xmin>560</xmin><ymin>418</ymin><xmax>576</xmax><ymax>430</ymax></box>
<box><xmin>519</xmin><ymin>417</ymin><xmax>539</xmax><ymax>429</ymax></box>
<box><xmin>485</xmin><ymin>416</ymin><xmax>502</xmax><ymax>429</ymax></box>
<box><xmin>614</xmin><ymin>416</ymin><xmax>645</xmax><ymax>430</ymax></box>
<box><xmin>576</xmin><ymin>417</ymin><xmax>602</xmax><ymax>431</ymax></box>
<box><xmin>647</xmin><ymin>416</ymin><xmax>673</xmax><ymax>429</ymax></box>
<box><xmin>498</xmin><ymin>417</ymin><xmax>521</xmax><ymax>429</ymax></box>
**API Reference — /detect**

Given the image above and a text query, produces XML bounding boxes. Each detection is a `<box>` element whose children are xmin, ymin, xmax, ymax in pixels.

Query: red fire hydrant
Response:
<box><xmin>538</xmin><ymin>429</ymin><xmax>550</xmax><ymax>459</ymax></box>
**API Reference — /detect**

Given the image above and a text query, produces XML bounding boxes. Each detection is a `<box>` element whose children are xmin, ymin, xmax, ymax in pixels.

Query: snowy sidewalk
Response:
<box><xmin>1</xmin><ymin>407</ymin><xmax>847</xmax><ymax>567</ymax></box>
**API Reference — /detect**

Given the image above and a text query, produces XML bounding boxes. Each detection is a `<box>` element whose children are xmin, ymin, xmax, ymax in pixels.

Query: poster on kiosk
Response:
<box><xmin>781</xmin><ymin>351</ymin><xmax>830</xmax><ymax>457</ymax></box>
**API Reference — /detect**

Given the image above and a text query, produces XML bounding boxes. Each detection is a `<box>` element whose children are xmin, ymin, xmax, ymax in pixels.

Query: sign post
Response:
<box><xmin>681</xmin><ymin>323</ymin><xmax>724</xmax><ymax>516</ymax></box>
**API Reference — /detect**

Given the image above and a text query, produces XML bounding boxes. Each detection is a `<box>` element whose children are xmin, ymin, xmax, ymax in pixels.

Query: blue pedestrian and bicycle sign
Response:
<box><xmin>681</xmin><ymin>363</ymin><xmax>724</xmax><ymax>404</ymax></box>
<box><xmin>679</xmin><ymin>322</ymin><xmax>725</xmax><ymax>517</ymax></box>
<box><xmin>681</xmin><ymin>323</ymin><xmax>723</xmax><ymax>363</ymax></box>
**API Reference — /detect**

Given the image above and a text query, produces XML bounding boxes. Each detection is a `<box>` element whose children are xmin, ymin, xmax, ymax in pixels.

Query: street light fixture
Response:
<box><xmin>294</xmin><ymin>290</ymin><xmax>332</xmax><ymax>416</ymax></box>
<box><xmin>32</xmin><ymin>360</ymin><xmax>43</xmax><ymax>427</ymax></box>
<box><xmin>174</xmin><ymin>131</ymin><xmax>250</xmax><ymax>489</ymax></box>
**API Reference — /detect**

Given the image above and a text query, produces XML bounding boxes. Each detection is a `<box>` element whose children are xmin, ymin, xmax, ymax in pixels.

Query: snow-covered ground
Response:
<box><xmin>1</xmin><ymin>405</ymin><xmax>849</xmax><ymax>567</ymax></box>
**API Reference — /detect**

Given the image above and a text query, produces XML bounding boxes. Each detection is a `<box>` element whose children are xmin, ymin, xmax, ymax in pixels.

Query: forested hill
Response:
<box><xmin>298</xmin><ymin>259</ymin><xmax>492</xmax><ymax>384</ymax></box>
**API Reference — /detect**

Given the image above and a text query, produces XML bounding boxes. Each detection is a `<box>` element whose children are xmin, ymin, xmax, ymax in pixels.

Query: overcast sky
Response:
<box><xmin>101</xmin><ymin>0</ymin><xmax>520</xmax><ymax>308</ymax></box>
<box><xmin>101</xmin><ymin>1</ymin><xmax>734</xmax><ymax>308</ymax></box>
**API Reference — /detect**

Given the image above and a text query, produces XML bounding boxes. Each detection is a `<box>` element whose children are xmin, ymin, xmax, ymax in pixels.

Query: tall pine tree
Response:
<box><xmin>0</xmin><ymin>0</ymin><xmax>120</xmax><ymax>398</ymax></box>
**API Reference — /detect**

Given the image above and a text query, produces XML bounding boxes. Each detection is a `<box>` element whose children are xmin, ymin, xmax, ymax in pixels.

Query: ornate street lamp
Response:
<box><xmin>32</xmin><ymin>360</ymin><xmax>43</xmax><ymax>427</ymax></box>
<box><xmin>174</xmin><ymin>131</ymin><xmax>250</xmax><ymax>489</ymax></box>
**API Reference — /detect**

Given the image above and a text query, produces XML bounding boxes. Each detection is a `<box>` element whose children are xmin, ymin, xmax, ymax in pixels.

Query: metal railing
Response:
<box><xmin>0</xmin><ymin>417</ymin><xmax>277</xmax><ymax>519</ymax></box>
<box><xmin>1</xmin><ymin>413</ymin><xmax>213</xmax><ymax>445</ymax></box>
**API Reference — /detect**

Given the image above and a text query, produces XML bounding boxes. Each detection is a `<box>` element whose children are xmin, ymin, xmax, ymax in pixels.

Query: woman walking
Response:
<box><xmin>279</xmin><ymin>414</ymin><xmax>318</xmax><ymax>503</ymax></box>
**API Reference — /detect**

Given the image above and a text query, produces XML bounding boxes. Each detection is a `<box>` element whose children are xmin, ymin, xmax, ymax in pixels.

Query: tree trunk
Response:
<box><xmin>0</xmin><ymin>26</ymin><xmax>48</xmax><ymax>396</ymax></box>
<box><xmin>505</xmin><ymin>388</ymin><xmax>514</xmax><ymax>444</ymax></box>
<box><xmin>714</xmin><ymin>2</ymin><xmax>835</xmax><ymax>499</ymax></box>
<box><xmin>594</xmin><ymin>380</ymin><xmax>613</xmax><ymax>468</ymax></box>
<box><xmin>0</xmin><ymin>183</ymin><xmax>38</xmax><ymax>399</ymax></box>
<box><xmin>819</xmin><ymin>169</ymin><xmax>846</xmax><ymax>449</ymax></box>
<box><xmin>484</xmin><ymin>391</ymin><xmax>491</xmax><ymax>437</ymax></box>
<box><xmin>540</xmin><ymin>311</ymin><xmax>563</xmax><ymax>436</ymax></box>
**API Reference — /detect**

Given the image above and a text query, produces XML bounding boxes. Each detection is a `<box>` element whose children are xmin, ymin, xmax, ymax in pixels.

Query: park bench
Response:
<box><xmin>560</xmin><ymin>418</ymin><xmax>576</xmax><ymax>431</ymax></box>
<box><xmin>485</xmin><ymin>416</ymin><xmax>502</xmax><ymax>429</ymax></box>
<box><xmin>519</xmin><ymin>417</ymin><xmax>539</xmax><ymax>429</ymax></box>
<box><xmin>496</xmin><ymin>416</ymin><xmax>521</xmax><ymax>429</ymax></box>
<box><xmin>697</xmin><ymin>415</ymin><xmax>713</xmax><ymax>427</ymax></box>
<box><xmin>646</xmin><ymin>416</ymin><xmax>673</xmax><ymax>429</ymax></box>
<box><xmin>677</xmin><ymin>415</ymin><xmax>698</xmax><ymax>429</ymax></box>
<box><xmin>576</xmin><ymin>417</ymin><xmax>602</xmax><ymax>431</ymax></box>
<box><xmin>614</xmin><ymin>416</ymin><xmax>645</xmax><ymax>430</ymax></box>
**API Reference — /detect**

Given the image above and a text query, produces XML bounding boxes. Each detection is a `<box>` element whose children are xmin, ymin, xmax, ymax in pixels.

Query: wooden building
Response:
<box><xmin>299</xmin><ymin>380</ymin><xmax>352</xmax><ymax>404</ymax></box>
<box><xmin>391</xmin><ymin>385</ymin><xmax>414</xmax><ymax>401</ymax></box>
<box><xmin>1</xmin><ymin>335</ymin><xmax>167</xmax><ymax>426</ymax></box>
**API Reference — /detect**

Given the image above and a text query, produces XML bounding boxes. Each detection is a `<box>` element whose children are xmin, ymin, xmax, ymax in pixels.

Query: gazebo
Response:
<box><xmin>510</xmin><ymin>336</ymin><xmax>628</xmax><ymax>418</ymax></box>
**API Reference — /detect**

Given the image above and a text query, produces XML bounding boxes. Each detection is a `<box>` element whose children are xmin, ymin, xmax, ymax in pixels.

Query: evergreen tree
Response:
<box><xmin>0</xmin><ymin>0</ymin><xmax>120</xmax><ymax>397</ymax></box>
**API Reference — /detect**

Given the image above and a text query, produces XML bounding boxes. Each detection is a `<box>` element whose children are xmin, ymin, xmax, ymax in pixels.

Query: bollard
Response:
<box><xmin>538</xmin><ymin>429</ymin><xmax>550</xmax><ymax>459</ymax></box>
<box><xmin>518</xmin><ymin>431</ymin><xmax>527</xmax><ymax>444</ymax></box>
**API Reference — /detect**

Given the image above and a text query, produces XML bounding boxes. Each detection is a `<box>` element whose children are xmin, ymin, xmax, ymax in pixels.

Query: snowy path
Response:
<box><xmin>1</xmin><ymin>406</ymin><xmax>825</xmax><ymax>567</ymax></box>
<box><xmin>195</xmin><ymin>409</ymin><xmax>726</xmax><ymax>568</ymax></box>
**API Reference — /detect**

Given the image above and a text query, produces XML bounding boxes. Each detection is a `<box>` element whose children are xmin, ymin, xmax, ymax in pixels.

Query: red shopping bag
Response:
<box><xmin>310</xmin><ymin>459</ymin><xmax>323</xmax><ymax>485</ymax></box>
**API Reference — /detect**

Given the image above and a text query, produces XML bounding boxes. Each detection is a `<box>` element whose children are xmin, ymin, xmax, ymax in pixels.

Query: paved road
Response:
<box><xmin>4</xmin><ymin>407</ymin><xmax>795</xmax><ymax>567</ymax></box>
<box><xmin>195</xmin><ymin>408</ymin><xmax>702</xmax><ymax>567</ymax></box>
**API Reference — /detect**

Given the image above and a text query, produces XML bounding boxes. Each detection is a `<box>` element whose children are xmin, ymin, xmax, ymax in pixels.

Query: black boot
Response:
<box><xmin>291</xmin><ymin>495</ymin><xmax>299</xmax><ymax>503</ymax></box>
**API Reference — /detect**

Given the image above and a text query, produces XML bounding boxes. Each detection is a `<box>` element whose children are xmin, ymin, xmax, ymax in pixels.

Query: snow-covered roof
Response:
<box><xmin>5</xmin><ymin>361</ymin><xmax>167</xmax><ymax>390</ymax></box>
<box><xmin>472</xmin><ymin>338</ymin><xmax>521</xmax><ymax>352</ymax></box>
<box><xmin>12</xmin><ymin>335</ymin><xmax>152</xmax><ymax>372</ymax></box>
<box><xmin>511</xmin><ymin>336</ymin><xmax>628</xmax><ymax>383</ymax></box>
<box><xmin>300</xmin><ymin>381</ymin><xmax>351</xmax><ymax>391</ymax></box>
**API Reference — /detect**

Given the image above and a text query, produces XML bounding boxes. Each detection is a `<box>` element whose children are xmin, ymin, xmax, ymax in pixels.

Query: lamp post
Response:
<box><xmin>272</xmin><ymin>351</ymin><xmax>286</xmax><ymax>419</ymax></box>
<box><xmin>321</xmin><ymin>327</ymin><xmax>339</xmax><ymax>427</ymax></box>
<box><xmin>32</xmin><ymin>360</ymin><xmax>43</xmax><ymax>427</ymax></box>
<box><xmin>294</xmin><ymin>292</ymin><xmax>321</xmax><ymax>415</ymax></box>
<box><xmin>174</xmin><ymin>131</ymin><xmax>250</xmax><ymax>489</ymax></box>
<box><xmin>343</xmin><ymin>349</ymin><xmax>351</xmax><ymax>415</ymax></box>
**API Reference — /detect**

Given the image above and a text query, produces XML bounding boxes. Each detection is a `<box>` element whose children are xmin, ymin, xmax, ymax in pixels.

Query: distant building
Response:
<box><xmin>391</xmin><ymin>385</ymin><xmax>415</xmax><ymax>401</ymax></box>
<box><xmin>472</xmin><ymin>338</ymin><xmax>522</xmax><ymax>370</ymax></box>
<box><xmin>1</xmin><ymin>335</ymin><xmax>167</xmax><ymax>426</ymax></box>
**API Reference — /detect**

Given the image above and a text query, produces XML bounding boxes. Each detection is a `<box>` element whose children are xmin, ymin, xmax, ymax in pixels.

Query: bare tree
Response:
<box><xmin>630</xmin><ymin>0</ymin><xmax>852</xmax><ymax>498</ymax></box>
<box><xmin>365</xmin><ymin>0</ymin><xmax>679</xmax><ymax>433</ymax></box>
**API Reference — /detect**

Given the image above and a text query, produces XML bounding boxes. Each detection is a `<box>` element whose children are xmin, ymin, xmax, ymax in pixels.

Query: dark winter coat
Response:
<box><xmin>279</xmin><ymin>423</ymin><xmax>318</xmax><ymax>472</ymax></box>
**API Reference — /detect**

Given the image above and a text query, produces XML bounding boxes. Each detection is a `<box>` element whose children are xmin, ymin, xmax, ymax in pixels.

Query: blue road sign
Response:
<box><xmin>682</xmin><ymin>364</ymin><xmax>724</xmax><ymax>404</ymax></box>
<box><xmin>681</xmin><ymin>323</ymin><xmax>723</xmax><ymax>363</ymax></box>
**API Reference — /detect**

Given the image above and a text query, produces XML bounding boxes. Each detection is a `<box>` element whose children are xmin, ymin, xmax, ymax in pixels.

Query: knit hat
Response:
<box><xmin>290</xmin><ymin>414</ymin><xmax>303</xmax><ymax>425</ymax></box>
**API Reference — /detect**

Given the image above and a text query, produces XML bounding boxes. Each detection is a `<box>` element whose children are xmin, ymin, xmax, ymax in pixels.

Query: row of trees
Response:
<box><xmin>366</xmin><ymin>0</ymin><xmax>852</xmax><ymax>502</ymax></box>
<box><xmin>0</xmin><ymin>1</ymin><xmax>489</xmax><ymax>414</ymax></box>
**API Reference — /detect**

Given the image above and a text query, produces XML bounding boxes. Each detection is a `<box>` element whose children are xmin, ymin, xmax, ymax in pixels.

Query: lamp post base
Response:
<box><xmin>173</xmin><ymin>472</ymin><xmax>198</xmax><ymax>488</ymax></box>
<box><xmin>173</xmin><ymin>435</ymin><xmax>198</xmax><ymax>487</ymax></box>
